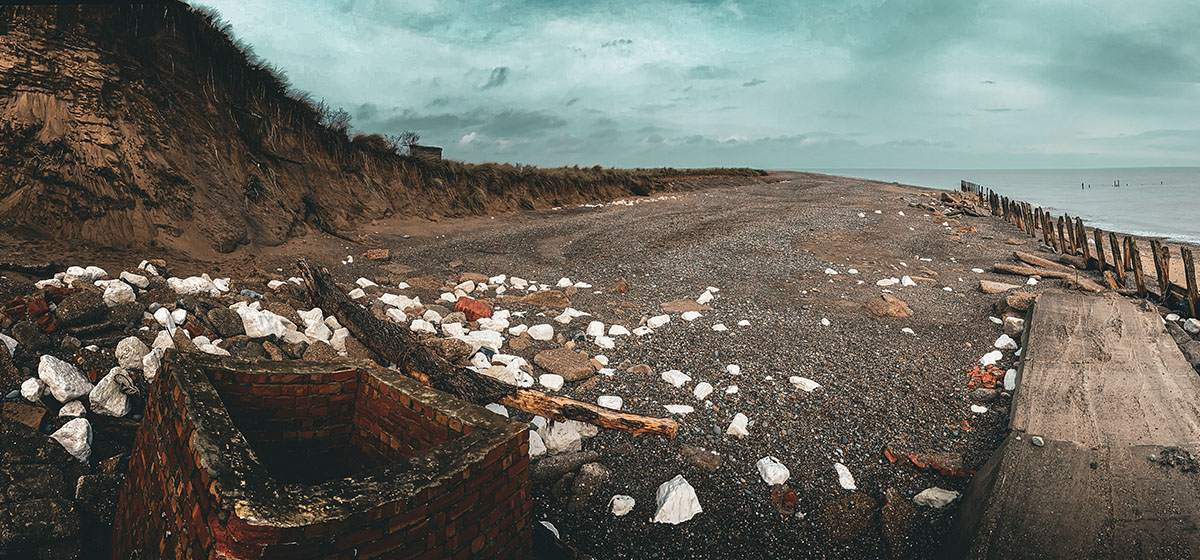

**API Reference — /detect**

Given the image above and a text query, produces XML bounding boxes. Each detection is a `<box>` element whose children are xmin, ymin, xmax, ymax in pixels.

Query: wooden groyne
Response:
<box><xmin>960</xmin><ymin>180</ymin><xmax>1199</xmax><ymax>319</ymax></box>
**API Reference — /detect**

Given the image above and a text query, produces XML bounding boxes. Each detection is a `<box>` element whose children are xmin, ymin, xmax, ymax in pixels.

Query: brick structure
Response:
<box><xmin>409</xmin><ymin>145</ymin><xmax>443</xmax><ymax>160</ymax></box>
<box><xmin>113</xmin><ymin>352</ymin><xmax>531</xmax><ymax>559</ymax></box>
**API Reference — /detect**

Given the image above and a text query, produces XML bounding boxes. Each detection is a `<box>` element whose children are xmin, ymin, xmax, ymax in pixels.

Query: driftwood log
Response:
<box><xmin>993</xmin><ymin>263</ymin><xmax>1075</xmax><ymax>280</ymax></box>
<box><xmin>1013</xmin><ymin>251</ymin><xmax>1072</xmax><ymax>271</ymax></box>
<box><xmin>296</xmin><ymin>259</ymin><xmax>679</xmax><ymax>437</ymax></box>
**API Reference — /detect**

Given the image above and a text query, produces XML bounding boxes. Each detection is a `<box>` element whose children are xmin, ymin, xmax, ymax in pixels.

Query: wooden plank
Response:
<box><xmin>948</xmin><ymin>291</ymin><xmax>1200</xmax><ymax>559</ymax></box>
<box><xmin>1075</xmin><ymin>218</ymin><xmax>1090</xmax><ymax>265</ymax></box>
<box><xmin>1057</xmin><ymin>217</ymin><xmax>1066</xmax><ymax>254</ymax></box>
<box><xmin>1093</xmin><ymin>228</ymin><xmax>1106</xmax><ymax>272</ymax></box>
<box><xmin>1183</xmin><ymin>247</ymin><xmax>1198</xmax><ymax>318</ymax></box>
<box><xmin>1109</xmin><ymin>232</ymin><xmax>1125</xmax><ymax>286</ymax></box>
<box><xmin>1128</xmin><ymin>237</ymin><xmax>1147</xmax><ymax>298</ymax></box>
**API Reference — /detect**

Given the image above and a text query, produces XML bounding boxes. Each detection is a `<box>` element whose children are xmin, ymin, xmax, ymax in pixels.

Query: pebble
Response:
<box><xmin>647</xmin><ymin>315</ymin><xmax>671</xmax><ymax>329</ymax></box>
<box><xmin>790</xmin><ymin>376</ymin><xmax>821</xmax><ymax>392</ymax></box>
<box><xmin>661</xmin><ymin>369</ymin><xmax>691</xmax><ymax>388</ymax></box>
<box><xmin>610</xmin><ymin>495</ymin><xmax>636</xmax><ymax>516</ymax></box>
<box><xmin>539</xmin><ymin>374</ymin><xmax>565</xmax><ymax>391</ymax></box>
<box><xmin>1031</xmin><ymin>436</ymin><xmax>1045</xmax><ymax>447</ymax></box>
<box><xmin>693</xmin><ymin>382</ymin><xmax>713</xmax><ymax>401</ymax></box>
<box><xmin>834</xmin><ymin>462</ymin><xmax>856</xmax><ymax>490</ymax></box>
<box><xmin>528</xmin><ymin>324</ymin><xmax>555</xmax><ymax>341</ymax></box>
<box><xmin>664</xmin><ymin>404</ymin><xmax>695</xmax><ymax>415</ymax></box>
<box><xmin>653</xmin><ymin>475</ymin><xmax>702</xmax><ymax>524</ymax></box>
<box><xmin>597</xmin><ymin>396</ymin><xmax>623</xmax><ymax>410</ymax></box>
<box><xmin>757</xmin><ymin>456</ymin><xmax>791</xmax><ymax>485</ymax></box>
<box><xmin>726</xmin><ymin>413</ymin><xmax>750</xmax><ymax>437</ymax></box>
<box><xmin>913</xmin><ymin>487</ymin><xmax>960</xmax><ymax>508</ymax></box>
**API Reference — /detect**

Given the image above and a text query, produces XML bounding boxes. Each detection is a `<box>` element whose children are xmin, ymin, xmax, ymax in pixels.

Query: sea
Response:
<box><xmin>814</xmin><ymin>167</ymin><xmax>1200</xmax><ymax>245</ymax></box>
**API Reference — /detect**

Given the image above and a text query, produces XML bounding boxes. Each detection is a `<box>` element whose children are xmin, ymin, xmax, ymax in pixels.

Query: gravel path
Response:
<box><xmin>318</xmin><ymin>172</ymin><xmax>1037</xmax><ymax>559</ymax></box>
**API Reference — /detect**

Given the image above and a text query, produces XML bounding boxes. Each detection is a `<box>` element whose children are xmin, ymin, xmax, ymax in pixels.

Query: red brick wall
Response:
<box><xmin>112</xmin><ymin>356</ymin><xmax>532</xmax><ymax>560</ymax></box>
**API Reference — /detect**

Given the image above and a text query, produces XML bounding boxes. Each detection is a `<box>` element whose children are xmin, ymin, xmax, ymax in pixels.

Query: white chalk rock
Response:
<box><xmin>39</xmin><ymin>355</ymin><xmax>94</xmax><ymax>403</ymax></box>
<box><xmin>608</xmin><ymin>325</ymin><xmax>631</xmax><ymax>337</ymax></box>
<box><xmin>59</xmin><ymin>400</ymin><xmax>86</xmax><ymax>418</ymax></box>
<box><xmin>356</xmin><ymin>277</ymin><xmax>378</xmax><ymax>289</ymax></box>
<box><xmin>980</xmin><ymin>350</ymin><xmax>1003</xmax><ymax>366</ymax></box>
<box><xmin>409</xmin><ymin>319</ymin><xmax>436</xmax><ymax>335</ymax></box>
<box><xmin>586</xmin><ymin>321</ymin><xmax>605</xmax><ymax>338</ymax></box>
<box><xmin>877</xmin><ymin>278</ymin><xmax>900</xmax><ymax>286</ymax></box>
<box><xmin>566</xmin><ymin>419</ymin><xmax>599</xmax><ymax>439</ymax></box>
<box><xmin>725</xmin><ymin>385</ymin><xmax>739</xmax><ymax>394</ymax></box>
<box><xmin>1004</xmin><ymin>368</ymin><xmax>1017</xmax><ymax>391</ymax></box>
<box><xmin>267</xmin><ymin>280</ymin><xmax>286</xmax><ymax>290</ymax></box>
<box><xmin>726</xmin><ymin>413</ymin><xmax>750</xmax><ymax>437</ymax></box>
<box><xmin>834</xmin><ymin>462</ymin><xmax>857</xmax><ymax>490</ymax></box>
<box><xmin>790</xmin><ymin>376</ymin><xmax>822</xmax><ymax>392</ymax></box>
<box><xmin>633</xmin><ymin>326</ymin><xmax>654</xmax><ymax>337</ymax></box>
<box><xmin>901</xmin><ymin>275</ymin><xmax>916</xmax><ymax>287</ymax></box>
<box><xmin>235</xmin><ymin>306</ymin><xmax>287</xmax><ymax>339</ymax></box>
<box><xmin>610</xmin><ymin>495</ymin><xmax>636</xmax><ymax>516</ymax></box>
<box><xmin>1184</xmin><ymin>318</ymin><xmax>1200</xmax><ymax>335</ymax></box>
<box><xmin>200</xmin><ymin>343</ymin><xmax>230</xmax><ymax>356</ymax></box>
<box><xmin>914</xmin><ymin>487</ymin><xmax>960</xmax><ymax>508</ymax></box>
<box><xmin>653</xmin><ymin>475</ymin><xmax>702</xmax><ymax>524</ymax></box>
<box><xmin>21</xmin><ymin>377</ymin><xmax>45</xmax><ymax>402</ymax></box>
<box><xmin>168</xmin><ymin>276</ymin><xmax>221</xmax><ymax>296</ymax></box>
<box><xmin>510</xmin><ymin>277</ymin><xmax>528</xmax><ymax>289</ymax></box>
<box><xmin>116</xmin><ymin>337</ymin><xmax>150</xmax><ymax>371</ymax></box>
<box><xmin>347</xmin><ymin>288</ymin><xmax>366</xmax><ymax>300</ymax></box>
<box><xmin>696</xmin><ymin>290</ymin><xmax>714</xmax><ymax>305</ymax></box>
<box><xmin>51</xmin><ymin>418</ymin><xmax>92</xmax><ymax>462</ymax></box>
<box><xmin>726</xmin><ymin>364</ymin><xmax>741</xmax><ymax>375</ymax></box>
<box><xmin>529</xmin><ymin>429</ymin><xmax>547</xmax><ymax>457</ymax></box>
<box><xmin>594</xmin><ymin>335</ymin><xmax>615</xmax><ymax>349</ymax></box>
<box><xmin>153</xmin><ymin>308</ymin><xmax>175</xmax><ymax>331</ymax></box>
<box><xmin>89</xmin><ymin>368</ymin><xmax>131</xmax><ymax>417</ymax></box>
<box><xmin>379</xmin><ymin>293</ymin><xmax>421</xmax><ymax>311</ymax></box>
<box><xmin>507</xmin><ymin>324</ymin><xmax>528</xmax><ymax>336</ymax></box>
<box><xmin>664</xmin><ymin>404</ymin><xmax>694</xmax><ymax>415</ymax></box>
<box><xmin>712</xmin><ymin>323</ymin><xmax>728</xmax><ymax>331</ymax></box>
<box><xmin>96</xmin><ymin>280</ymin><xmax>135</xmax><ymax>307</ymax></box>
<box><xmin>151</xmin><ymin>330</ymin><xmax>174</xmax><ymax>351</ymax></box>
<box><xmin>528</xmin><ymin>324</ymin><xmax>555</xmax><ymax>341</ymax></box>
<box><xmin>661</xmin><ymin>369</ymin><xmax>691</xmax><ymax>388</ymax></box>
<box><xmin>329</xmin><ymin>328</ymin><xmax>351</xmax><ymax>352</ymax></box>
<box><xmin>171</xmin><ymin>308</ymin><xmax>187</xmax><ymax>325</ymax></box>
<box><xmin>737</xmin><ymin>320</ymin><xmax>751</xmax><ymax>327</ymax></box>
<box><xmin>994</xmin><ymin>334</ymin><xmax>1018</xmax><ymax>350</ymax></box>
<box><xmin>971</xmin><ymin>404</ymin><xmax>989</xmax><ymax>414</ymax></box>
<box><xmin>681</xmin><ymin>311</ymin><xmax>701</xmax><ymax>322</ymax></box>
<box><xmin>901</xmin><ymin>327</ymin><xmax>915</xmax><ymax>335</ymax></box>
<box><xmin>825</xmin><ymin>268</ymin><xmax>838</xmax><ymax>275</ymax></box>
<box><xmin>539</xmin><ymin>374</ymin><xmax>565</xmax><ymax>391</ymax></box>
<box><xmin>484</xmin><ymin>403</ymin><xmax>509</xmax><ymax>418</ymax></box>
<box><xmin>423</xmin><ymin>310</ymin><xmax>443</xmax><ymax>324</ymax></box>
<box><xmin>477</xmin><ymin>317</ymin><xmax>509</xmax><ymax>332</ymax></box>
<box><xmin>757</xmin><ymin>456</ymin><xmax>791</xmax><ymax>485</ymax></box>
<box><xmin>597</xmin><ymin>395</ymin><xmax>623</xmax><ymax>410</ymax></box>
<box><xmin>142</xmin><ymin>348</ymin><xmax>164</xmax><ymax>382</ymax></box>
<box><xmin>820</xmin><ymin>318</ymin><xmax>831</xmax><ymax>327</ymax></box>
<box><xmin>0</xmin><ymin>333</ymin><xmax>16</xmax><ymax>355</ymax></box>
<box><xmin>647</xmin><ymin>315</ymin><xmax>671</xmax><ymax>329</ymax></box>
<box><xmin>539</xmin><ymin>421</ymin><xmax>582</xmax><ymax>455</ymax></box>
<box><xmin>693</xmin><ymin>382</ymin><xmax>713</xmax><ymax>401</ymax></box>
<box><xmin>556</xmin><ymin>277</ymin><xmax>573</xmax><ymax>288</ymax></box>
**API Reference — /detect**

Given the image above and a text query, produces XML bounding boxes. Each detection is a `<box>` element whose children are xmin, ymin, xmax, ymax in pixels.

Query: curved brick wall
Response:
<box><xmin>112</xmin><ymin>352</ymin><xmax>531</xmax><ymax>559</ymax></box>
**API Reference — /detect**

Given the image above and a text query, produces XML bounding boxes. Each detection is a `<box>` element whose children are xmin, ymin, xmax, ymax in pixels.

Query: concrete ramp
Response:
<box><xmin>948</xmin><ymin>290</ymin><xmax>1200</xmax><ymax>559</ymax></box>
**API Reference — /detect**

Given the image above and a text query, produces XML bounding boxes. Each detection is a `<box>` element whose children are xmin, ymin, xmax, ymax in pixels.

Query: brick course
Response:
<box><xmin>112</xmin><ymin>353</ymin><xmax>530</xmax><ymax>559</ymax></box>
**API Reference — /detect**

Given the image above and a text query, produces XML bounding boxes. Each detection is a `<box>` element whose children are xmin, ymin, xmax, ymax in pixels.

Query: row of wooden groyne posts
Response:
<box><xmin>960</xmin><ymin>180</ymin><xmax>1199</xmax><ymax>319</ymax></box>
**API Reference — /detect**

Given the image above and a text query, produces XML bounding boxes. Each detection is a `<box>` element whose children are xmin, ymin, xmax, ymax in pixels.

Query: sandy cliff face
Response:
<box><xmin>0</xmin><ymin>4</ymin><xmax>760</xmax><ymax>255</ymax></box>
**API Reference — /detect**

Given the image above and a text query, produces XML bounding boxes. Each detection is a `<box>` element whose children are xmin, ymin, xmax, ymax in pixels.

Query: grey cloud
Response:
<box><xmin>686</xmin><ymin>65</ymin><xmax>735</xmax><ymax>80</ymax></box>
<box><xmin>479</xmin><ymin>110</ymin><xmax>567</xmax><ymax>137</ymax></box>
<box><xmin>480</xmin><ymin>67</ymin><xmax>510</xmax><ymax>90</ymax></box>
<box><xmin>742</xmin><ymin>78</ymin><xmax>766</xmax><ymax>87</ymax></box>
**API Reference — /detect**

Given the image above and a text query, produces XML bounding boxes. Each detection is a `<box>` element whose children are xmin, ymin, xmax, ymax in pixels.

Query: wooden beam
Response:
<box><xmin>1014</xmin><ymin>251</ymin><xmax>1073</xmax><ymax>271</ymax></box>
<box><xmin>1093</xmin><ymin>229</ymin><xmax>1106</xmax><ymax>273</ymax></box>
<box><xmin>296</xmin><ymin>259</ymin><xmax>680</xmax><ymax>437</ymax></box>
<box><xmin>1128</xmin><ymin>238</ymin><xmax>1147</xmax><ymax>298</ymax></box>
<box><xmin>1183</xmin><ymin>247</ymin><xmax>1198</xmax><ymax>319</ymax></box>
<box><xmin>1109</xmin><ymin>232</ymin><xmax>1125</xmax><ymax>286</ymax></box>
<box><xmin>1075</xmin><ymin>218</ymin><xmax>1090</xmax><ymax>265</ymax></box>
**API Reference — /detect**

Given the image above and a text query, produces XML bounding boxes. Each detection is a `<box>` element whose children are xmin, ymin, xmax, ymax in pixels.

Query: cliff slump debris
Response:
<box><xmin>0</xmin><ymin>4</ymin><xmax>763</xmax><ymax>253</ymax></box>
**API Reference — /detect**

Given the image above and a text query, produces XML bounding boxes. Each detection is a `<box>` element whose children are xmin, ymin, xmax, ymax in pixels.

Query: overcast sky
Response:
<box><xmin>197</xmin><ymin>0</ymin><xmax>1200</xmax><ymax>169</ymax></box>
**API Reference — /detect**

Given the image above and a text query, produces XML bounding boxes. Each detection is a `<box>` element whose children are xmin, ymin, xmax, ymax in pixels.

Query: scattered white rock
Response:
<box><xmin>980</xmin><ymin>350</ymin><xmax>1003</xmax><ymax>366</ymax></box>
<box><xmin>594</xmin><ymin>335</ymin><xmax>615</xmax><ymax>349</ymax></box>
<box><xmin>58</xmin><ymin>400</ymin><xmax>86</xmax><ymax>418</ymax></box>
<box><xmin>142</xmin><ymin>348</ymin><xmax>164</xmax><ymax>382</ymax></box>
<box><xmin>901</xmin><ymin>275</ymin><xmax>916</xmax><ymax>287</ymax></box>
<box><xmin>632</xmin><ymin>326</ymin><xmax>654</xmax><ymax>337</ymax></box>
<box><xmin>726</xmin><ymin>364</ymin><xmax>741</xmax><ymax>375</ymax></box>
<box><xmin>529</xmin><ymin>430</ymin><xmax>547</xmax><ymax>457</ymax></box>
<box><xmin>994</xmin><ymin>334</ymin><xmax>1018</xmax><ymax>350</ymax></box>
<box><xmin>1004</xmin><ymin>368</ymin><xmax>1017</xmax><ymax>391</ymax></box>
<box><xmin>89</xmin><ymin>368</ymin><xmax>131</xmax><ymax>417</ymax></box>
<box><xmin>820</xmin><ymin>318</ymin><xmax>831</xmax><ymax>327</ymax></box>
<box><xmin>586</xmin><ymin>321</ymin><xmax>605</xmax><ymax>338</ymax></box>
<box><xmin>647</xmin><ymin>314</ymin><xmax>671</xmax><ymax>329</ymax></box>
<box><xmin>608</xmin><ymin>325</ymin><xmax>631</xmax><ymax>337</ymax></box>
<box><xmin>661</xmin><ymin>369</ymin><xmax>691</xmax><ymax>388</ymax></box>
<box><xmin>0</xmin><ymin>333</ymin><xmax>16</xmax><ymax>355</ymax></box>
<box><xmin>1166</xmin><ymin>313</ymin><xmax>1180</xmax><ymax>322</ymax></box>
<box><xmin>528</xmin><ymin>324</ymin><xmax>555</xmax><ymax>341</ymax></box>
<box><xmin>877</xmin><ymin>278</ymin><xmax>900</xmax><ymax>286</ymax></box>
<box><xmin>790</xmin><ymin>376</ymin><xmax>822</xmax><ymax>392</ymax></box>
<box><xmin>972</xmin><ymin>268</ymin><xmax>985</xmax><ymax>274</ymax></box>
<box><xmin>914</xmin><ymin>487</ymin><xmax>960</xmax><ymax>508</ymax></box>
<box><xmin>834</xmin><ymin>462</ymin><xmax>856</xmax><ymax>490</ymax></box>
<box><xmin>168</xmin><ymin>276</ymin><xmax>221</xmax><ymax>297</ymax></box>
<box><xmin>825</xmin><ymin>268</ymin><xmax>838</xmax><ymax>275</ymax></box>
<box><xmin>664</xmin><ymin>404</ymin><xmax>695</xmax><ymax>415</ymax></box>
<box><xmin>410</xmin><ymin>319</ymin><xmax>436</xmax><ymax>334</ymax></box>
<box><xmin>51</xmin><ymin>418</ymin><xmax>92</xmax><ymax>462</ymax></box>
<box><xmin>485</xmin><ymin>403</ymin><xmax>509</xmax><ymax>417</ymax></box>
<box><xmin>757</xmin><ymin>456</ymin><xmax>791</xmax><ymax>485</ymax></box>
<box><xmin>653</xmin><ymin>475</ymin><xmax>702</xmax><ymax>524</ymax></box>
<box><xmin>96</xmin><ymin>280</ymin><xmax>135</xmax><ymax>307</ymax></box>
<box><xmin>540</xmin><ymin>421</ymin><xmax>582</xmax><ymax>455</ymax></box>
<box><xmin>235</xmin><ymin>306</ymin><xmax>287</xmax><ymax>339</ymax></box>
<box><xmin>115</xmin><ymin>336</ymin><xmax>150</xmax><ymax>371</ymax></box>
<box><xmin>696</xmin><ymin>291</ymin><xmax>714</xmax><ymax>305</ymax></box>
<box><xmin>680</xmin><ymin>311</ymin><xmax>701</xmax><ymax>322</ymax></box>
<box><xmin>539</xmin><ymin>374</ymin><xmax>565</xmax><ymax>391</ymax></box>
<box><xmin>971</xmin><ymin>404</ymin><xmax>989</xmax><ymax>414</ymax></box>
<box><xmin>737</xmin><ymin>320</ymin><xmax>750</xmax><ymax>327</ymax></box>
<box><xmin>38</xmin><ymin>355</ymin><xmax>94</xmax><ymax>403</ymax></box>
<box><xmin>609</xmin><ymin>495</ymin><xmax>636</xmax><ymax>516</ymax></box>
<box><xmin>711</xmin><ymin>323</ymin><xmax>728</xmax><ymax>331</ymax></box>
<box><xmin>1027</xmin><ymin>277</ymin><xmax>1039</xmax><ymax>286</ymax></box>
<box><xmin>726</xmin><ymin>413</ymin><xmax>750</xmax><ymax>437</ymax></box>
<box><xmin>21</xmin><ymin>377</ymin><xmax>45</xmax><ymax>402</ymax></box>
<box><xmin>1184</xmin><ymin>318</ymin><xmax>1200</xmax><ymax>335</ymax></box>
<box><xmin>556</xmin><ymin>277</ymin><xmax>573</xmax><ymax>288</ymax></box>
<box><xmin>725</xmin><ymin>385</ymin><xmax>738</xmax><ymax>394</ymax></box>
<box><xmin>901</xmin><ymin>327</ymin><xmax>915</xmax><ymax>335</ymax></box>
<box><xmin>693</xmin><ymin>382</ymin><xmax>713</xmax><ymax>401</ymax></box>
<box><xmin>597</xmin><ymin>395</ymin><xmax>623</xmax><ymax>410</ymax></box>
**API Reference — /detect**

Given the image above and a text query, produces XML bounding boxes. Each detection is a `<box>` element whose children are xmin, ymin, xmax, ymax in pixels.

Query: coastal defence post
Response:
<box><xmin>112</xmin><ymin>352</ymin><xmax>532</xmax><ymax>559</ymax></box>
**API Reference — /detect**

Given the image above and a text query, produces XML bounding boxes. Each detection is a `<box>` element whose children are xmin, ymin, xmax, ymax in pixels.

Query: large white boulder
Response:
<box><xmin>528</xmin><ymin>324</ymin><xmax>554</xmax><ymax>341</ymax></box>
<box><xmin>653</xmin><ymin>475</ymin><xmax>702</xmax><ymax>524</ymax></box>
<box><xmin>529</xmin><ymin>429</ymin><xmax>547</xmax><ymax>457</ymax></box>
<box><xmin>38</xmin><ymin>355</ymin><xmax>94</xmax><ymax>403</ymax></box>
<box><xmin>50</xmin><ymin>418</ymin><xmax>93</xmax><ymax>462</ymax></box>
<box><xmin>89</xmin><ymin>368</ymin><xmax>131</xmax><ymax>417</ymax></box>
<box><xmin>120</xmin><ymin>271</ymin><xmax>149</xmax><ymax>288</ymax></box>
<box><xmin>96</xmin><ymin>280</ymin><xmax>135</xmax><ymax>307</ymax></box>
<box><xmin>21</xmin><ymin>377</ymin><xmax>45</xmax><ymax>402</ymax></box>
<box><xmin>168</xmin><ymin>276</ymin><xmax>221</xmax><ymax>297</ymax></box>
<box><xmin>116</xmin><ymin>336</ymin><xmax>150</xmax><ymax>371</ymax></box>
<box><xmin>235</xmin><ymin>306</ymin><xmax>287</xmax><ymax>339</ymax></box>
<box><xmin>142</xmin><ymin>348</ymin><xmax>165</xmax><ymax>382</ymax></box>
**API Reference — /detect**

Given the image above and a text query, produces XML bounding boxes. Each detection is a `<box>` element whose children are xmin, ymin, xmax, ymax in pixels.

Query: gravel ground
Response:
<box><xmin>314</xmin><ymin>172</ymin><xmax>1040</xmax><ymax>559</ymax></box>
<box><xmin>4</xmin><ymin>171</ymin><xmax>1051</xmax><ymax>558</ymax></box>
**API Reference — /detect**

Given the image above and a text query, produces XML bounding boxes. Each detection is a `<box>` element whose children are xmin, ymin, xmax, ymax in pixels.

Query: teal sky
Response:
<box><xmin>197</xmin><ymin>0</ymin><xmax>1200</xmax><ymax>169</ymax></box>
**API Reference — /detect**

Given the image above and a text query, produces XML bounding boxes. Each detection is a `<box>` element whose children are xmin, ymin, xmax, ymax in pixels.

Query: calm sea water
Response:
<box><xmin>814</xmin><ymin>167</ymin><xmax>1200</xmax><ymax>244</ymax></box>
